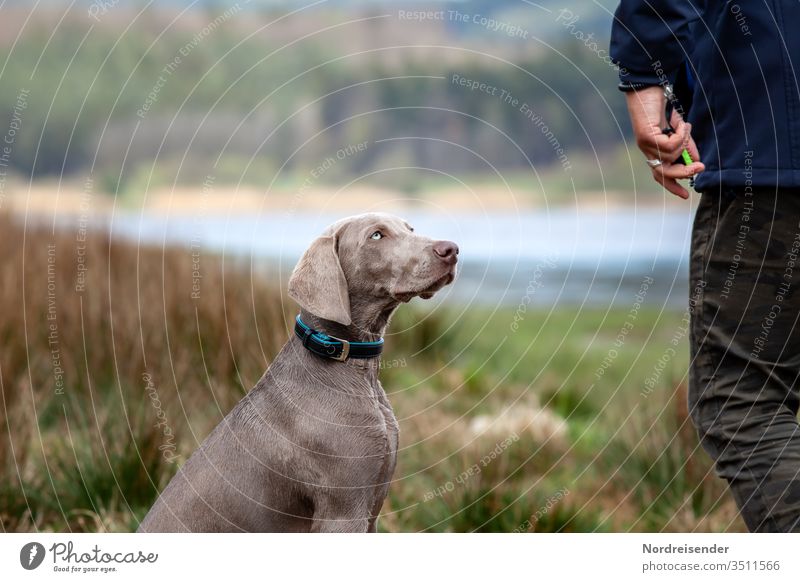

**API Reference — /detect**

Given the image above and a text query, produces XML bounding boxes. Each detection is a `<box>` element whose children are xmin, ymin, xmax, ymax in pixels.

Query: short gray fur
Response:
<box><xmin>139</xmin><ymin>213</ymin><xmax>458</xmax><ymax>532</ymax></box>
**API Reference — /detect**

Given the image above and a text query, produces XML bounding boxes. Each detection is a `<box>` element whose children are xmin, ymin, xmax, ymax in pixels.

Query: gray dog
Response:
<box><xmin>139</xmin><ymin>213</ymin><xmax>458</xmax><ymax>532</ymax></box>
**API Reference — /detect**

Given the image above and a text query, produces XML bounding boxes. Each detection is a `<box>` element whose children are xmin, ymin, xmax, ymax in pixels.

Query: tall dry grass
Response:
<box><xmin>0</xmin><ymin>212</ymin><xmax>743</xmax><ymax>532</ymax></box>
<box><xmin>0</xmin><ymin>213</ymin><xmax>289</xmax><ymax>531</ymax></box>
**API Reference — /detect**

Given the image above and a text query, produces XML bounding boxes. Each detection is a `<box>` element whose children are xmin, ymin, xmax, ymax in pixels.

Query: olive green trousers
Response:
<box><xmin>690</xmin><ymin>188</ymin><xmax>800</xmax><ymax>532</ymax></box>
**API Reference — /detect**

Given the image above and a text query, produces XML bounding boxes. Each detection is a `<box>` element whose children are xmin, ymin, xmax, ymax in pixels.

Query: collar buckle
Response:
<box><xmin>331</xmin><ymin>338</ymin><xmax>350</xmax><ymax>362</ymax></box>
<box><xmin>294</xmin><ymin>315</ymin><xmax>382</xmax><ymax>361</ymax></box>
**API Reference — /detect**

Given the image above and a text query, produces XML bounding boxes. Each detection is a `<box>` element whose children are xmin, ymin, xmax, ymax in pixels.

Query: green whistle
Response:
<box><xmin>662</xmin><ymin>125</ymin><xmax>694</xmax><ymax>166</ymax></box>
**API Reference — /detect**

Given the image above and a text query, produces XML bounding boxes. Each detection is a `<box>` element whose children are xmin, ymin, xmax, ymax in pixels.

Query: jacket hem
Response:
<box><xmin>694</xmin><ymin>168</ymin><xmax>800</xmax><ymax>192</ymax></box>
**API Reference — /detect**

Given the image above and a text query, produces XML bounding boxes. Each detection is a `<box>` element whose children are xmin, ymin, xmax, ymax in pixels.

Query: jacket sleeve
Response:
<box><xmin>610</xmin><ymin>0</ymin><xmax>700</xmax><ymax>87</ymax></box>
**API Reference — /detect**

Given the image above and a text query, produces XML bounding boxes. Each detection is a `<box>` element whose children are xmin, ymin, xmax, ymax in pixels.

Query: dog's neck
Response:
<box><xmin>299</xmin><ymin>300</ymin><xmax>398</xmax><ymax>343</ymax></box>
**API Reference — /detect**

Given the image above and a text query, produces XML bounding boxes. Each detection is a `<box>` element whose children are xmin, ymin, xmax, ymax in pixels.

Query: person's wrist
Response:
<box><xmin>618</xmin><ymin>80</ymin><xmax>661</xmax><ymax>93</ymax></box>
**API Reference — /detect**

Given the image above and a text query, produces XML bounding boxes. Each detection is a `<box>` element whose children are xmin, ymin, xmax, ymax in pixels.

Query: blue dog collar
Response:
<box><xmin>294</xmin><ymin>315</ymin><xmax>384</xmax><ymax>361</ymax></box>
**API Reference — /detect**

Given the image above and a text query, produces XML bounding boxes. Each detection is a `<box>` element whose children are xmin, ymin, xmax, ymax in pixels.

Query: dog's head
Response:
<box><xmin>288</xmin><ymin>213</ymin><xmax>458</xmax><ymax>326</ymax></box>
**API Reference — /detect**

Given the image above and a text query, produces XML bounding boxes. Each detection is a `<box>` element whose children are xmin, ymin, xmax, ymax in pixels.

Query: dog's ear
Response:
<box><xmin>288</xmin><ymin>234</ymin><xmax>351</xmax><ymax>325</ymax></box>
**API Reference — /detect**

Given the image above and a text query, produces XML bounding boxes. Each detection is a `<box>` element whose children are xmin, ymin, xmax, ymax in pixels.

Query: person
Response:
<box><xmin>611</xmin><ymin>1</ymin><xmax>800</xmax><ymax>532</ymax></box>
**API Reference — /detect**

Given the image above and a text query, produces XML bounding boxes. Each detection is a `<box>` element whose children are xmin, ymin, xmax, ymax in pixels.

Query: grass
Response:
<box><xmin>0</xmin><ymin>213</ymin><xmax>743</xmax><ymax>532</ymax></box>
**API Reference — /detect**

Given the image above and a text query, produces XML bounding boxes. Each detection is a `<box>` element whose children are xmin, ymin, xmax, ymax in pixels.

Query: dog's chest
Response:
<box><xmin>377</xmin><ymin>396</ymin><xmax>398</xmax><ymax>463</ymax></box>
<box><xmin>370</xmin><ymin>380</ymin><xmax>399</xmax><ymax>487</ymax></box>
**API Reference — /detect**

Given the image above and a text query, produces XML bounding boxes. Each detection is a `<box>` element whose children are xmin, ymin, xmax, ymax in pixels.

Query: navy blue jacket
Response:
<box><xmin>610</xmin><ymin>0</ymin><xmax>800</xmax><ymax>191</ymax></box>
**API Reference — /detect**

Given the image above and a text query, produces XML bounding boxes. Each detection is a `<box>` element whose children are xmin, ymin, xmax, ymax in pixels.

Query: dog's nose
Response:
<box><xmin>432</xmin><ymin>240</ymin><xmax>459</xmax><ymax>264</ymax></box>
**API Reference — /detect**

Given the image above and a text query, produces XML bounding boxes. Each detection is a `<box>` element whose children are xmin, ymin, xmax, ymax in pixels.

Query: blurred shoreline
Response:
<box><xmin>3</xmin><ymin>182</ymin><xmax>697</xmax><ymax>217</ymax></box>
<box><xmin>8</xmin><ymin>186</ymin><xmax>696</xmax><ymax>311</ymax></box>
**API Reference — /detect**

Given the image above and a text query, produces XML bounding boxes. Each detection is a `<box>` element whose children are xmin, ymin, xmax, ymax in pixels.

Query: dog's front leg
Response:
<box><xmin>310</xmin><ymin>492</ymin><xmax>372</xmax><ymax>533</ymax></box>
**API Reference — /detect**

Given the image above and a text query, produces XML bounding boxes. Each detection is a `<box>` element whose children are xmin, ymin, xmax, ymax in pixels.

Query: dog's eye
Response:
<box><xmin>370</xmin><ymin>231</ymin><xmax>383</xmax><ymax>240</ymax></box>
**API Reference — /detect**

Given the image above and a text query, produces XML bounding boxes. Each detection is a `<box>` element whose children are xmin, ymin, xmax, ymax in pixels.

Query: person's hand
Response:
<box><xmin>625</xmin><ymin>86</ymin><xmax>704</xmax><ymax>199</ymax></box>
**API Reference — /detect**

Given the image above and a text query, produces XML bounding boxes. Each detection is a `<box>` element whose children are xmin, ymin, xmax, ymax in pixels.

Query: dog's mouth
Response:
<box><xmin>393</xmin><ymin>269</ymin><xmax>456</xmax><ymax>303</ymax></box>
<box><xmin>419</xmin><ymin>270</ymin><xmax>455</xmax><ymax>299</ymax></box>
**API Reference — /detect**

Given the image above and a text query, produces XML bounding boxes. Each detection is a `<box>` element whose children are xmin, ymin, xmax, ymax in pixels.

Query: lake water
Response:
<box><xmin>70</xmin><ymin>207</ymin><xmax>696</xmax><ymax>310</ymax></box>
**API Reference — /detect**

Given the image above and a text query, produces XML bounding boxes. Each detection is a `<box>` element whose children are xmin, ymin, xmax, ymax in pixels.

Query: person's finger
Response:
<box><xmin>684</xmin><ymin>134</ymin><xmax>701</xmax><ymax>163</ymax></box>
<box><xmin>651</xmin><ymin>169</ymin><xmax>690</xmax><ymax>199</ymax></box>
<box><xmin>658</xmin><ymin>110</ymin><xmax>696</xmax><ymax>158</ymax></box>
<box><xmin>663</xmin><ymin>178</ymin><xmax>690</xmax><ymax>199</ymax></box>
<box><xmin>669</xmin><ymin>108</ymin><xmax>686</xmax><ymax>130</ymax></box>
<box><xmin>638</xmin><ymin>131</ymin><xmax>686</xmax><ymax>160</ymax></box>
<box><xmin>654</xmin><ymin>160</ymin><xmax>705</xmax><ymax>179</ymax></box>
<box><xmin>657</xmin><ymin>133</ymin><xmax>689</xmax><ymax>160</ymax></box>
